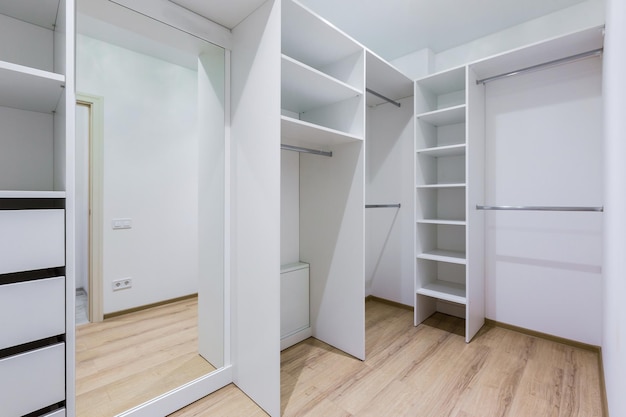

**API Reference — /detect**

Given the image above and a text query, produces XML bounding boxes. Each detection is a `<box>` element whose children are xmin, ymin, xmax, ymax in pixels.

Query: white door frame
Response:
<box><xmin>77</xmin><ymin>93</ymin><xmax>104</xmax><ymax>323</ymax></box>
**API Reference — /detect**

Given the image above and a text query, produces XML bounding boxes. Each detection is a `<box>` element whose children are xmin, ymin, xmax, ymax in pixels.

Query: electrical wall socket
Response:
<box><xmin>112</xmin><ymin>278</ymin><xmax>132</xmax><ymax>291</ymax></box>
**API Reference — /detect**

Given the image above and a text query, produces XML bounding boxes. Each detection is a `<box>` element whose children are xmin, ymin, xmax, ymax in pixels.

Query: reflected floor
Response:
<box><xmin>75</xmin><ymin>296</ymin><xmax>216</xmax><ymax>417</ymax></box>
<box><xmin>76</xmin><ymin>288</ymin><xmax>89</xmax><ymax>326</ymax></box>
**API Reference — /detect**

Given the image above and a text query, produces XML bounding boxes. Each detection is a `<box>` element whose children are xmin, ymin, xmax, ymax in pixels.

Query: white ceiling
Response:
<box><xmin>297</xmin><ymin>0</ymin><xmax>588</xmax><ymax>60</ymax></box>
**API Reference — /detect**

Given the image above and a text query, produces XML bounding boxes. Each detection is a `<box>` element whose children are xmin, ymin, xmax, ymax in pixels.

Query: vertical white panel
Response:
<box><xmin>75</xmin><ymin>103</ymin><xmax>89</xmax><ymax>291</ymax></box>
<box><xmin>230</xmin><ymin>0</ymin><xmax>281</xmax><ymax>415</ymax></box>
<box><xmin>484</xmin><ymin>57</ymin><xmax>603</xmax><ymax>345</ymax></box>
<box><xmin>300</xmin><ymin>142</ymin><xmax>365</xmax><ymax>360</ymax></box>
<box><xmin>465</xmin><ymin>66</ymin><xmax>485</xmax><ymax>342</ymax></box>
<box><xmin>603</xmin><ymin>0</ymin><xmax>626</xmax><ymax>415</ymax></box>
<box><xmin>365</xmin><ymin>97</ymin><xmax>414</xmax><ymax>306</ymax></box>
<box><xmin>197</xmin><ymin>47</ymin><xmax>226</xmax><ymax>369</ymax></box>
<box><xmin>281</xmin><ymin>149</ymin><xmax>300</xmax><ymax>265</ymax></box>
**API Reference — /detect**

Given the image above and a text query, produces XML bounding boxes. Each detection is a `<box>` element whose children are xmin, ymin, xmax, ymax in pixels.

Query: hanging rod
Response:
<box><xmin>476</xmin><ymin>205</ymin><xmax>603</xmax><ymax>212</ymax></box>
<box><xmin>476</xmin><ymin>48</ymin><xmax>603</xmax><ymax>85</ymax></box>
<box><xmin>366</xmin><ymin>88</ymin><xmax>401</xmax><ymax>108</ymax></box>
<box><xmin>366</xmin><ymin>204</ymin><xmax>401</xmax><ymax>209</ymax></box>
<box><xmin>280</xmin><ymin>144</ymin><xmax>332</xmax><ymax>157</ymax></box>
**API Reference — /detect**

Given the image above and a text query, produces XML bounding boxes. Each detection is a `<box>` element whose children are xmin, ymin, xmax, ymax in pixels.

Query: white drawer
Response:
<box><xmin>0</xmin><ymin>343</ymin><xmax>65</xmax><ymax>417</ymax></box>
<box><xmin>0</xmin><ymin>209</ymin><xmax>65</xmax><ymax>275</ymax></box>
<box><xmin>0</xmin><ymin>276</ymin><xmax>65</xmax><ymax>349</ymax></box>
<box><xmin>280</xmin><ymin>263</ymin><xmax>310</xmax><ymax>337</ymax></box>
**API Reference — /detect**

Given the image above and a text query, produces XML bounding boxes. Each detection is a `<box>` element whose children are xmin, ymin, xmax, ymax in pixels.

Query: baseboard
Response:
<box><xmin>484</xmin><ymin>318</ymin><xmax>600</xmax><ymax>352</ymax></box>
<box><xmin>365</xmin><ymin>295</ymin><xmax>413</xmax><ymax>311</ymax></box>
<box><xmin>104</xmin><ymin>293</ymin><xmax>198</xmax><ymax>320</ymax></box>
<box><xmin>281</xmin><ymin>327</ymin><xmax>313</xmax><ymax>350</ymax></box>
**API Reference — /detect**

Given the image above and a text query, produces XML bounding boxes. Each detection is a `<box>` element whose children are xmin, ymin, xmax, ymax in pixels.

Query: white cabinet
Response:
<box><xmin>0</xmin><ymin>0</ymin><xmax>73</xmax><ymax>414</ymax></box>
<box><xmin>280</xmin><ymin>263</ymin><xmax>311</xmax><ymax>350</ymax></box>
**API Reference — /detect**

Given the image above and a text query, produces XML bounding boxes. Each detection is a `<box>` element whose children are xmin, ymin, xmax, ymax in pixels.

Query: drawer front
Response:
<box><xmin>0</xmin><ymin>276</ymin><xmax>65</xmax><ymax>350</ymax></box>
<box><xmin>42</xmin><ymin>409</ymin><xmax>66</xmax><ymax>417</ymax></box>
<box><xmin>0</xmin><ymin>209</ymin><xmax>65</xmax><ymax>275</ymax></box>
<box><xmin>0</xmin><ymin>343</ymin><xmax>65</xmax><ymax>417</ymax></box>
<box><xmin>280</xmin><ymin>266</ymin><xmax>310</xmax><ymax>337</ymax></box>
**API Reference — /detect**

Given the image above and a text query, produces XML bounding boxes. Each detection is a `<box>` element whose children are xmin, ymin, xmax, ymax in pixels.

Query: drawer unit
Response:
<box><xmin>280</xmin><ymin>262</ymin><xmax>310</xmax><ymax>337</ymax></box>
<box><xmin>42</xmin><ymin>409</ymin><xmax>66</xmax><ymax>417</ymax></box>
<box><xmin>0</xmin><ymin>276</ymin><xmax>65</xmax><ymax>350</ymax></box>
<box><xmin>0</xmin><ymin>209</ymin><xmax>65</xmax><ymax>275</ymax></box>
<box><xmin>0</xmin><ymin>343</ymin><xmax>65</xmax><ymax>417</ymax></box>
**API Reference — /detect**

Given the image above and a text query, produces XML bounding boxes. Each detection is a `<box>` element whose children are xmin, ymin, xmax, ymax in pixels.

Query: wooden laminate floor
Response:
<box><xmin>76</xmin><ymin>296</ymin><xmax>216</xmax><ymax>417</ymax></box>
<box><xmin>172</xmin><ymin>298</ymin><xmax>603</xmax><ymax>417</ymax></box>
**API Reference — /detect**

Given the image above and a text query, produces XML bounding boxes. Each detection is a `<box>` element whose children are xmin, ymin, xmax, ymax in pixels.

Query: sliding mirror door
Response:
<box><xmin>75</xmin><ymin>0</ymin><xmax>226</xmax><ymax>415</ymax></box>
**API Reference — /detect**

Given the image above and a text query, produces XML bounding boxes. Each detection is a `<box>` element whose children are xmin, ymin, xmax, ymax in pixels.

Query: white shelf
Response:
<box><xmin>417</xmin><ymin>144</ymin><xmax>466</xmax><ymax>158</ymax></box>
<box><xmin>418</xmin><ymin>219</ymin><xmax>466</xmax><ymax>226</ymax></box>
<box><xmin>0</xmin><ymin>190</ymin><xmax>66</xmax><ymax>199</ymax></box>
<box><xmin>282</xmin><ymin>0</ymin><xmax>362</xmax><ymax>70</ymax></box>
<box><xmin>365</xmin><ymin>51</ymin><xmax>412</xmax><ymax>107</ymax></box>
<box><xmin>417</xmin><ymin>280</ymin><xmax>466</xmax><ymax>305</ymax></box>
<box><xmin>282</xmin><ymin>55</ymin><xmax>362</xmax><ymax>113</ymax></box>
<box><xmin>281</xmin><ymin>115</ymin><xmax>363</xmax><ymax>147</ymax></box>
<box><xmin>417</xmin><ymin>249</ymin><xmax>466</xmax><ymax>265</ymax></box>
<box><xmin>416</xmin><ymin>183</ymin><xmax>466</xmax><ymax>189</ymax></box>
<box><xmin>0</xmin><ymin>60</ymin><xmax>65</xmax><ymax>113</ymax></box>
<box><xmin>0</xmin><ymin>0</ymin><xmax>60</xmax><ymax>30</ymax></box>
<box><xmin>415</xmin><ymin>66</ymin><xmax>466</xmax><ymax>96</ymax></box>
<box><xmin>416</xmin><ymin>105</ymin><xmax>466</xmax><ymax>126</ymax></box>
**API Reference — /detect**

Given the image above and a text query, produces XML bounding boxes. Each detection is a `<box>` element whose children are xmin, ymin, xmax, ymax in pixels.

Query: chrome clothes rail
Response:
<box><xmin>280</xmin><ymin>144</ymin><xmax>332</xmax><ymax>157</ymax></box>
<box><xmin>476</xmin><ymin>205</ymin><xmax>604</xmax><ymax>212</ymax></box>
<box><xmin>476</xmin><ymin>48</ymin><xmax>603</xmax><ymax>85</ymax></box>
<box><xmin>366</xmin><ymin>88</ymin><xmax>401</xmax><ymax>108</ymax></box>
<box><xmin>365</xmin><ymin>204</ymin><xmax>401</xmax><ymax>208</ymax></box>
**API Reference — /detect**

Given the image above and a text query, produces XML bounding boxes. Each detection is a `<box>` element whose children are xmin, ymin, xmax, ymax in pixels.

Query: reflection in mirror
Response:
<box><xmin>74</xmin><ymin>0</ymin><xmax>225</xmax><ymax>415</ymax></box>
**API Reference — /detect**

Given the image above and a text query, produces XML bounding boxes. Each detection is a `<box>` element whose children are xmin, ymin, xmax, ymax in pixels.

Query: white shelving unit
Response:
<box><xmin>414</xmin><ymin>64</ymin><xmax>484</xmax><ymax>342</ymax></box>
<box><xmin>281</xmin><ymin>0</ymin><xmax>364</xmax><ymax>151</ymax></box>
<box><xmin>0</xmin><ymin>0</ymin><xmax>74</xmax><ymax>415</ymax></box>
<box><xmin>279</xmin><ymin>0</ymin><xmax>366</xmax><ymax>360</ymax></box>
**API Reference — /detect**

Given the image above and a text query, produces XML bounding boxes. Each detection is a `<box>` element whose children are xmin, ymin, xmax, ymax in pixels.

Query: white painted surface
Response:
<box><xmin>365</xmin><ymin>97</ymin><xmax>414</xmax><ymax>306</ymax></box>
<box><xmin>484</xmin><ymin>57</ymin><xmax>603</xmax><ymax>345</ymax></box>
<box><xmin>300</xmin><ymin>142</ymin><xmax>365</xmax><ymax>360</ymax></box>
<box><xmin>0</xmin><ymin>343</ymin><xmax>65</xmax><ymax>417</ymax></box>
<box><xmin>0</xmin><ymin>61</ymin><xmax>64</xmax><ymax>113</ymax></box>
<box><xmin>281</xmin><ymin>150</ymin><xmax>300</xmax><ymax>265</ymax></box>
<box><xmin>197</xmin><ymin>47</ymin><xmax>226</xmax><ymax>369</ymax></box>
<box><xmin>76</xmin><ymin>34</ymin><xmax>199</xmax><ymax>313</ymax></box>
<box><xmin>300</xmin><ymin>0</ymin><xmax>594</xmax><ymax>61</ymax></box>
<box><xmin>602</xmin><ymin>0</ymin><xmax>626</xmax><ymax>414</ymax></box>
<box><xmin>0</xmin><ymin>12</ymin><xmax>54</xmax><ymax>71</ymax></box>
<box><xmin>0</xmin><ymin>0</ymin><xmax>60</xmax><ymax>29</ymax></box>
<box><xmin>465</xmin><ymin>66</ymin><xmax>485</xmax><ymax>342</ymax></box>
<box><xmin>0</xmin><ymin>106</ymin><xmax>53</xmax><ymax>191</ymax></box>
<box><xmin>0</xmin><ymin>209</ymin><xmax>65</xmax><ymax>274</ymax></box>
<box><xmin>0</xmin><ymin>277</ymin><xmax>65</xmax><ymax>349</ymax></box>
<box><xmin>169</xmin><ymin>0</ymin><xmax>267</xmax><ymax>29</ymax></box>
<box><xmin>231</xmin><ymin>0</ymin><xmax>281</xmax><ymax>415</ymax></box>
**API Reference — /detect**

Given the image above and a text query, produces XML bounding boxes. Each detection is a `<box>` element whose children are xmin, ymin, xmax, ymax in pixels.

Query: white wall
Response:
<box><xmin>392</xmin><ymin>0</ymin><xmax>605</xmax><ymax>79</ymax></box>
<box><xmin>603</xmin><ymin>0</ymin><xmax>626</xmax><ymax>414</ymax></box>
<box><xmin>76</xmin><ymin>34</ymin><xmax>199</xmax><ymax>314</ymax></box>
<box><xmin>281</xmin><ymin>149</ymin><xmax>300</xmax><ymax>265</ymax></box>
<box><xmin>484</xmin><ymin>57</ymin><xmax>603</xmax><ymax>345</ymax></box>
<box><xmin>365</xmin><ymin>97</ymin><xmax>414</xmax><ymax>306</ymax></box>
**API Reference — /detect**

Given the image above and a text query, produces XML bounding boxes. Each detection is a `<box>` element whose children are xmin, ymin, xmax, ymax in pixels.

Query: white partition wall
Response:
<box><xmin>300</xmin><ymin>142</ymin><xmax>366</xmax><ymax>360</ymax></box>
<box><xmin>231</xmin><ymin>0</ymin><xmax>281</xmax><ymax>415</ymax></box>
